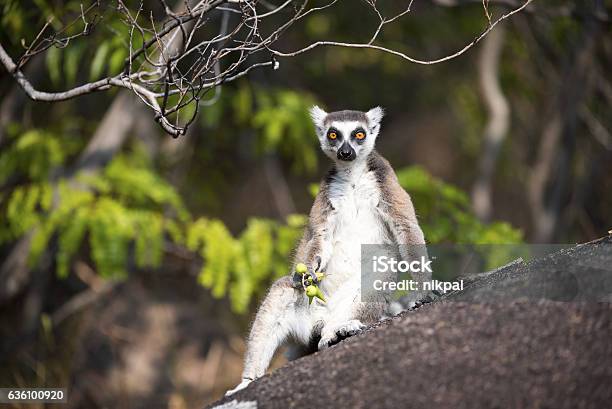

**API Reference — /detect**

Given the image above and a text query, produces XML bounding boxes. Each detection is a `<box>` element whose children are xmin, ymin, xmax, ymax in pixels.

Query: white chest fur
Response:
<box><xmin>323</xmin><ymin>164</ymin><xmax>392</xmax><ymax>289</ymax></box>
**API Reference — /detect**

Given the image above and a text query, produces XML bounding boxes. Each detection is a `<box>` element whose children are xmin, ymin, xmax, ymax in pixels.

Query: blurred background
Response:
<box><xmin>0</xmin><ymin>0</ymin><xmax>611</xmax><ymax>407</ymax></box>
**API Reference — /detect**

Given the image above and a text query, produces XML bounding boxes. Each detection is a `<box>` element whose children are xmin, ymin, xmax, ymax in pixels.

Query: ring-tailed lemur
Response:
<box><xmin>226</xmin><ymin>106</ymin><xmax>429</xmax><ymax>395</ymax></box>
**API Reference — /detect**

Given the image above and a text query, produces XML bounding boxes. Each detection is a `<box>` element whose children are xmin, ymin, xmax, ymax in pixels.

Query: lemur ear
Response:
<box><xmin>366</xmin><ymin>106</ymin><xmax>384</xmax><ymax>129</ymax></box>
<box><xmin>309</xmin><ymin>105</ymin><xmax>328</xmax><ymax>131</ymax></box>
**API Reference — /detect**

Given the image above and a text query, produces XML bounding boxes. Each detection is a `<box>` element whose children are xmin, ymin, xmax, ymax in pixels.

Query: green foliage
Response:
<box><xmin>0</xmin><ymin>129</ymin><xmax>65</xmax><ymax>184</ymax></box>
<box><xmin>187</xmin><ymin>215</ymin><xmax>306</xmax><ymax>313</ymax></box>
<box><xmin>0</xmin><ymin>127</ymin><xmax>306</xmax><ymax>313</ymax></box>
<box><xmin>21</xmin><ymin>154</ymin><xmax>189</xmax><ymax>279</ymax></box>
<box><xmin>202</xmin><ymin>83</ymin><xmax>320</xmax><ymax>174</ymax></box>
<box><xmin>396</xmin><ymin>166</ymin><xmax>522</xmax><ymax>244</ymax></box>
<box><xmin>1</xmin><ymin>183</ymin><xmax>52</xmax><ymax>244</ymax></box>
<box><xmin>252</xmin><ymin>88</ymin><xmax>319</xmax><ymax>174</ymax></box>
<box><xmin>46</xmin><ymin>46</ymin><xmax>63</xmax><ymax>86</ymax></box>
<box><xmin>0</xmin><ymin>127</ymin><xmax>181</xmax><ymax>278</ymax></box>
<box><xmin>89</xmin><ymin>42</ymin><xmax>110</xmax><ymax>80</ymax></box>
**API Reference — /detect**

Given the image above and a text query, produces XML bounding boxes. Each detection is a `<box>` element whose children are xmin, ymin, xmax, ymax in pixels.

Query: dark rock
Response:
<box><xmin>209</xmin><ymin>237</ymin><xmax>612</xmax><ymax>409</ymax></box>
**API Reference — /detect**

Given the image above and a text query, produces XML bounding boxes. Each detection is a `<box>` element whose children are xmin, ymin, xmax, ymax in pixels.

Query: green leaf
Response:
<box><xmin>89</xmin><ymin>42</ymin><xmax>110</xmax><ymax>80</ymax></box>
<box><xmin>108</xmin><ymin>47</ymin><xmax>127</xmax><ymax>75</ymax></box>
<box><xmin>46</xmin><ymin>46</ymin><xmax>62</xmax><ymax>86</ymax></box>
<box><xmin>233</xmin><ymin>83</ymin><xmax>252</xmax><ymax>124</ymax></box>
<box><xmin>64</xmin><ymin>44</ymin><xmax>84</xmax><ymax>85</ymax></box>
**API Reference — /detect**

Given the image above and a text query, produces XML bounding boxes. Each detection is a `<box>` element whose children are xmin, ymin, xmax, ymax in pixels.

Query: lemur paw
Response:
<box><xmin>318</xmin><ymin>320</ymin><xmax>365</xmax><ymax>350</ymax></box>
<box><xmin>225</xmin><ymin>378</ymin><xmax>252</xmax><ymax>396</ymax></box>
<box><xmin>291</xmin><ymin>256</ymin><xmax>323</xmax><ymax>288</ymax></box>
<box><xmin>401</xmin><ymin>290</ymin><xmax>435</xmax><ymax>309</ymax></box>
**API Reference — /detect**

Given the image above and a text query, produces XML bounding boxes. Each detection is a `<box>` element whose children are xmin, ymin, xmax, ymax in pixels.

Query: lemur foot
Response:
<box><xmin>225</xmin><ymin>378</ymin><xmax>253</xmax><ymax>396</ymax></box>
<box><xmin>401</xmin><ymin>290</ymin><xmax>435</xmax><ymax>310</ymax></box>
<box><xmin>318</xmin><ymin>320</ymin><xmax>365</xmax><ymax>350</ymax></box>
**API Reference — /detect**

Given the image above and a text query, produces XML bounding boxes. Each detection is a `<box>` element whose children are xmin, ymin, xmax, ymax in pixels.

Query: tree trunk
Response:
<box><xmin>528</xmin><ymin>17</ymin><xmax>601</xmax><ymax>242</ymax></box>
<box><xmin>471</xmin><ymin>26</ymin><xmax>510</xmax><ymax>222</ymax></box>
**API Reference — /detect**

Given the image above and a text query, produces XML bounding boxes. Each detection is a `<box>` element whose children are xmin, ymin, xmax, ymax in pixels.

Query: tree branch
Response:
<box><xmin>0</xmin><ymin>0</ymin><xmax>536</xmax><ymax>136</ymax></box>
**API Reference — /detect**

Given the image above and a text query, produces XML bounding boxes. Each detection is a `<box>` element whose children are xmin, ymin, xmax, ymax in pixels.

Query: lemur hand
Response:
<box><xmin>291</xmin><ymin>257</ymin><xmax>322</xmax><ymax>287</ymax></box>
<box><xmin>306</xmin><ymin>265</ymin><xmax>319</xmax><ymax>285</ymax></box>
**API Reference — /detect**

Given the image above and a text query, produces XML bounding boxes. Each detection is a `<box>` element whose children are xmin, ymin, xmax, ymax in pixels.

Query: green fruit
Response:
<box><xmin>296</xmin><ymin>263</ymin><xmax>308</xmax><ymax>274</ymax></box>
<box><xmin>305</xmin><ymin>284</ymin><xmax>326</xmax><ymax>304</ymax></box>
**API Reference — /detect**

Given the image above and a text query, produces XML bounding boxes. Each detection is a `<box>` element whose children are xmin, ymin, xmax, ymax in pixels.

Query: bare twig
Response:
<box><xmin>269</xmin><ymin>0</ymin><xmax>534</xmax><ymax>64</ymax></box>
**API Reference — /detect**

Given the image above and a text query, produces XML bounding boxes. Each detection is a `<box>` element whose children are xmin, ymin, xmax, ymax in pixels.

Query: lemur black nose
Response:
<box><xmin>338</xmin><ymin>150</ymin><xmax>351</xmax><ymax>160</ymax></box>
<box><xmin>337</xmin><ymin>143</ymin><xmax>355</xmax><ymax>161</ymax></box>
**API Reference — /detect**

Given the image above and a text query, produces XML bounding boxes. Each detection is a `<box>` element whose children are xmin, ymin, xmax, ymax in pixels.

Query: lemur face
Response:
<box><xmin>310</xmin><ymin>106</ymin><xmax>384</xmax><ymax>164</ymax></box>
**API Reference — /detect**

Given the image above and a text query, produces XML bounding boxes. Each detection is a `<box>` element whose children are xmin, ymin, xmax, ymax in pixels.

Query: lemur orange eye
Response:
<box><xmin>355</xmin><ymin>132</ymin><xmax>366</xmax><ymax>140</ymax></box>
<box><xmin>328</xmin><ymin>132</ymin><xmax>337</xmax><ymax>140</ymax></box>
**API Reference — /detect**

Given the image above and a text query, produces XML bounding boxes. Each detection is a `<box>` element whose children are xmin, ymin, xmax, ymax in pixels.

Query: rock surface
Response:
<box><xmin>209</xmin><ymin>237</ymin><xmax>612</xmax><ymax>409</ymax></box>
